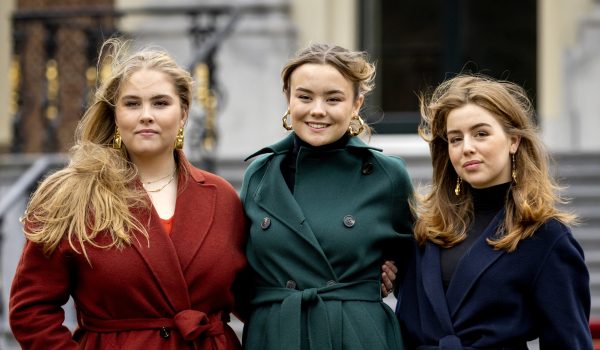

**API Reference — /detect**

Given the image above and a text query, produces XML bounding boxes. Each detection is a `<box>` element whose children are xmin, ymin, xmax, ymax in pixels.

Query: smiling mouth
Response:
<box><xmin>463</xmin><ymin>160</ymin><xmax>481</xmax><ymax>168</ymax></box>
<box><xmin>307</xmin><ymin>122</ymin><xmax>329</xmax><ymax>129</ymax></box>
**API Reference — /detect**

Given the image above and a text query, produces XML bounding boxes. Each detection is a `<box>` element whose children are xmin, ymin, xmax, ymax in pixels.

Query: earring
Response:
<box><xmin>511</xmin><ymin>153</ymin><xmax>517</xmax><ymax>184</ymax></box>
<box><xmin>112</xmin><ymin>127</ymin><xmax>122</xmax><ymax>149</ymax></box>
<box><xmin>174</xmin><ymin>127</ymin><xmax>184</xmax><ymax>150</ymax></box>
<box><xmin>348</xmin><ymin>115</ymin><xmax>365</xmax><ymax>137</ymax></box>
<box><xmin>454</xmin><ymin>177</ymin><xmax>462</xmax><ymax>196</ymax></box>
<box><xmin>282</xmin><ymin>109</ymin><xmax>292</xmax><ymax>131</ymax></box>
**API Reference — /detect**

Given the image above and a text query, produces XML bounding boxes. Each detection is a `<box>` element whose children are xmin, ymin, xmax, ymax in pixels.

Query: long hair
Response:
<box><xmin>22</xmin><ymin>38</ymin><xmax>193</xmax><ymax>260</ymax></box>
<box><xmin>281</xmin><ymin>43</ymin><xmax>376</xmax><ymax>137</ymax></box>
<box><xmin>415</xmin><ymin>74</ymin><xmax>575</xmax><ymax>252</ymax></box>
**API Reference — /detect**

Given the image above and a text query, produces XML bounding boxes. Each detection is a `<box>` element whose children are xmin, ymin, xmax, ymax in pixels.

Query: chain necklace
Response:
<box><xmin>143</xmin><ymin>168</ymin><xmax>177</xmax><ymax>193</ymax></box>
<box><xmin>143</xmin><ymin>171</ymin><xmax>174</xmax><ymax>185</ymax></box>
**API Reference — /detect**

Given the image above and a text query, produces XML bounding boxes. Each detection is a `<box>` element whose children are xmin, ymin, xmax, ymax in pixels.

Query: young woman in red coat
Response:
<box><xmin>9</xmin><ymin>38</ymin><xmax>247</xmax><ymax>350</ymax></box>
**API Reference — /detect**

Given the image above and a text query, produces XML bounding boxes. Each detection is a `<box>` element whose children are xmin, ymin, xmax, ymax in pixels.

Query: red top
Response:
<box><xmin>160</xmin><ymin>216</ymin><xmax>174</xmax><ymax>235</ymax></box>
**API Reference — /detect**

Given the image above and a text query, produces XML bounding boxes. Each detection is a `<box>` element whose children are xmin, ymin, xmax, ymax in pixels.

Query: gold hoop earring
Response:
<box><xmin>282</xmin><ymin>109</ymin><xmax>292</xmax><ymax>131</ymax></box>
<box><xmin>348</xmin><ymin>115</ymin><xmax>365</xmax><ymax>137</ymax></box>
<box><xmin>454</xmin><ymin>177</ymin><xmax>462</xmax><ymax>196</ymax></box>
<box><xmin>112</xmin><ymin>127</ymin><xmax>122</xmax><ymax>149</ymax></box>
<box><xmin>174</xmin><ymin>127</ymin><xmax>184</xmax><ymax>150</ymax></box>
<box><xmin>511</xmin><ymin>153</ymin><xmax>517</xmax><ymax>184</ymax></box>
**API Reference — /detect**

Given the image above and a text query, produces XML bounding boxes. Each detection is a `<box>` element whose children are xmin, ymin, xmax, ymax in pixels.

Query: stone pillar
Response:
<box><xmin>563</xmin><ymin>1</ymin><xmax>600</xmax><ymax>151</ymax></box>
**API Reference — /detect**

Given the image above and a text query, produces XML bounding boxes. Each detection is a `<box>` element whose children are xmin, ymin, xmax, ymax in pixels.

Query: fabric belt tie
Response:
<box><xmin>79</xmin><ymin>309</ymin><xmax>225</xmax><ymax>341</ymax></box>
<box><xmin>251</xmin><ymin>280</ymin><xmax>394</xmax><ymax>350</ymax></box>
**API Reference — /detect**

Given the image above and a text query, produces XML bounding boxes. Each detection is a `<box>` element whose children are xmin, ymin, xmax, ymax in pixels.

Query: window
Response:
<box><xmin>360</xmin><ymin>0</ymin><xmax>537</xmax><ymax>134</ymax></box>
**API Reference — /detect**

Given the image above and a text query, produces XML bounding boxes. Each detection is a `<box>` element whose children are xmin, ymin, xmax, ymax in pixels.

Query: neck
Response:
<box><xmin>132</xmin><ymin>152</ymin><xmax>178</xmax><ymax>183</ymax></box>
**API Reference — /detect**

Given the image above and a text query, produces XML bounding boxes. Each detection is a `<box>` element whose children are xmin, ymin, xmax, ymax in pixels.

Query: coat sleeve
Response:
<box><xmin>9</xmin><ymin>240</ymin><xmax>79</xmax><ymax>350</ymax></box>
<box><xmin>532</xmin><ymin>226</ymin><xmax>593</xmax><ymax>349</ymax></box>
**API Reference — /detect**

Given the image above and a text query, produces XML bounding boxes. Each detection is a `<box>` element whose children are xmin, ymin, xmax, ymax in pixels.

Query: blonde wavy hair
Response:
<box><xmin>22</xmin><ymin>38</ymin><xmax>193</xmax><ymax>260</ymax></box>
<box><xmin>415</xmin><ymin>74</ymin><xmax>574</xmax><ymax>252</ymax></box>
<box><xmin>281</xmin><ymin>43</ymin><xmax>376</xmax><ymax>137</ymax></box>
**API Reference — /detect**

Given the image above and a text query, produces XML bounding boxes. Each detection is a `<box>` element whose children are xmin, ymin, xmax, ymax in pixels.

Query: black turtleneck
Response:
<box><xmin>280</xmin><ymin>134</ymin><xmax>350</xmax><ymax>193</ymax></box>
<box><xmin>440</xmin><ymin>182</ymin><xmax>511</xmax><ymax>291</ymax></box>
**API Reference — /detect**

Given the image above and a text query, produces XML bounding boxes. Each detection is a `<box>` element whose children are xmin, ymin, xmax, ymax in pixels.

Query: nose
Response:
<box><xmin>310</xmin><ymin>100</ymin><xmax>326</xmax><ymax>117</ymax></box>
<box><xmin>139</xmin><ymin>103</ymin><xmax>154</xmax><ymax>123</ymax></box>
<box><xmin>462</xmin><ymin>136</ymin><xmax>475</xmax><ymax>154</ymax></box>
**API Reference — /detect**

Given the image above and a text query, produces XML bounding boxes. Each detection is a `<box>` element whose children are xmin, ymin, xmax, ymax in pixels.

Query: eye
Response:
<box><xmin>327</xmin><ymin>97</ymin><xmax>342</xmax><ymax>103</ymax></box>
<box><xmin>154</xmin><ymin>100</ymin><xmax>170</xmax><ymax>107</ymax></box>
<box><xmin>475</xmin><ymin>130</ymin><xmax>489</xmax><ymax>138</ymax></box>
<box><xmin>297</xmin><ymin>94</ymin><xmax>311</xmax><ymax>101</ymax></box>
<box><xmin>123</xmin><ymin>100</ymin><xmax>139</xmax><ymax>108</ymax></box>
<box><xmin>449</xmin><ymin>136</ymin><xmax>462</xmax><ymax>144</ymax></box>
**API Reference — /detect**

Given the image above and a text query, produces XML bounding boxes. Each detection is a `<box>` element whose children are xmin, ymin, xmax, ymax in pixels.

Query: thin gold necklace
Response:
<box><xmin>143</xmin><ymin>171</ymin><xmax>174</xmax><ymax>185</ymax></box>
<box><xmin>143</xmin><ymin>169</ymin><xmax>176</xmax><ymax>193</ymax></box>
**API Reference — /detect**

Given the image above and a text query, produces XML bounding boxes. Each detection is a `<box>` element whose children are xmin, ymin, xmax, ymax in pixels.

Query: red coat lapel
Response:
<box><xmin>131</xmin><ymin>206</ymin><xmax>191</xmax><ymax>312</ymax></box>
<box><xmin>170</xmin><ymin>166</ymin><xmax>217</xmax><ymax>272</ymax></box>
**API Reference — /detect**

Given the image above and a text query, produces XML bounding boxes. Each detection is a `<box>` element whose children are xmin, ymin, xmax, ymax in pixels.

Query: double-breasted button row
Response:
<box><xmin>286</xmin><ymin>280</ymin><xmax>297</xmax><ymax>289</ymax></box>
<box><xmin>260</xmin><ymin>216</ymin><xmax>357</xmax><ymax>229</ymax></box>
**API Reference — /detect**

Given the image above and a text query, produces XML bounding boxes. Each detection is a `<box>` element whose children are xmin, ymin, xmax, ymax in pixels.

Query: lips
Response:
<box><xmin>135</xmin><ymin>129</ymin><xmax>159</xmax><ymax>135</ymax></box>
<box><xmin>306</xmin><ymin>122</ymin><xmax>329</xmax><ymax>129</ymax></box>
<box><xmin>463</xmin><ymin>160</ymin><xmax>481</xmax><ymax>169</ymax></box>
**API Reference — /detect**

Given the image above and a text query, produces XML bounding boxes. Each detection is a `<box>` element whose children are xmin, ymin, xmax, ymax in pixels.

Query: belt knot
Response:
<box><xmin>173</xmin><ymin>310</ymin><xmax>224</xmax><ymax>341</ymax></box>
<box><xmin>301</xmin><ymin>288</ymin><xmax>318</xmax><ymax>303</ymax></box>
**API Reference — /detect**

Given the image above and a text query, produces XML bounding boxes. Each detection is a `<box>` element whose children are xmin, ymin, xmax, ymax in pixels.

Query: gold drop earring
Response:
<box><xmin>282</xmin><ymin>109</ymin><xmax>292</xmax><ymax>131</ymax></box>
<box><xmin>454</xmin><ymin>177</ymin><xmax>462</xmax><ymax>196</ymax></box>
<box><xmin>112</xmin><ymin>127</ymin><xmax>122</xmax><ymax>149</ymax></box>
<box><xmin>511</xmin><ymin>153</ymin><xmax>517</xmax><ymax>184</ymax></box>
<box><xmin>174</xmin><ymin>127</ymin><xmax>184</xmax><ymax>150</ymax></box>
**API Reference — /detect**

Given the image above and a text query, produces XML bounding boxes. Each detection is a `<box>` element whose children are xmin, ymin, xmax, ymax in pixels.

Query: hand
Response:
<box><xmin>381</xmin><ymin>260</ymin><xmax>398</xmax><ymax>297</ymax></box>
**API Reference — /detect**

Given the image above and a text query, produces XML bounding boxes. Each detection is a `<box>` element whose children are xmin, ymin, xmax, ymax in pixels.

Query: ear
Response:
<box><xmin>180</xmin><ymin>109</ymin><xmax>188</xmax><ymax>128</ymax></box>
<box><xmin>353</xmin><ymin>94</ymin><xmax>365</xmax><ymax>115</ymax></box>
<box><xmin>509</xmin><ymin>134</ymin><xmax>521</xmax><ymax>154</ymax></box>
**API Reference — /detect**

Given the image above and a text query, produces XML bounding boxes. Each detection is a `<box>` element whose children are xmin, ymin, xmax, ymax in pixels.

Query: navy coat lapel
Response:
<box><xmin>420</xmin><ymin>243</ymin><xmax>455</xmax><ymax>333</ymax></box>
<box><xmin>445</xmin><ymin>210</ymin><xmax>506</xmax><ymax>317</ymax></box>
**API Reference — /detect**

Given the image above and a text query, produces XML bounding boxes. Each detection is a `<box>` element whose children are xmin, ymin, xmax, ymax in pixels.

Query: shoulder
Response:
<box><xmin>367</xmin><ymin>151</ymin><xmax>412</xmax><ymax>188</ymax></box>
<box><xmin>528</xmin><ymin>218</ymin><xmax>585</xmax><ymax>265</ymax></box>
<box><xmin>187</xmin><ymin>164</ymin><xmax>238</xmax><ymax>196</ymax></box>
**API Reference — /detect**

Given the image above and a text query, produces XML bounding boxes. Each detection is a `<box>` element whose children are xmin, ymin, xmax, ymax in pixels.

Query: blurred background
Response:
<box><xmin>0</xmin><ymin>0</ymin><xmax>599</xmax><ymax>348</ymax></box>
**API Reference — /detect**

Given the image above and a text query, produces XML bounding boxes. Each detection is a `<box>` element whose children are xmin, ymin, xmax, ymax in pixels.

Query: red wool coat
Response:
<box><xmin>9</xmin><ymin>164</ymin><xmax>247</xmax><ymax>350</ymax></box>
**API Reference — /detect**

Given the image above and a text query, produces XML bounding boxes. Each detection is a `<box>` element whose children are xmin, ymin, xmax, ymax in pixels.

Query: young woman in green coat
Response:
<box><xmin>240</xmin><ymin>43</ymin><xmax>414</xmax><ymax>350</ymax></box>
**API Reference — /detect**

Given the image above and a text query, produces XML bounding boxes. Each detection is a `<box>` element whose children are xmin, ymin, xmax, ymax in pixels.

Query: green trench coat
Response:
<box><xmin>240</xmin><ymin>133</ymin><xmax>413</xmax><ymax>350</ymax></box>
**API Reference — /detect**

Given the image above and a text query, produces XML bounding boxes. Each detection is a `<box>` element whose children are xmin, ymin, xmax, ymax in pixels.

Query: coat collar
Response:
<box><xmin>420</xmin><ymin>209</ymin><xmax>506</xmax><ymax>325</ymax></box>
<box><xmin>244</xmin><ymin>132</ymin><xmax>382</xmax><ymax>161</ymax></box>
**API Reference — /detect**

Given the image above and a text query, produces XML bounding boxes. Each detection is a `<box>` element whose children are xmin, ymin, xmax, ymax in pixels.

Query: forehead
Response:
<box><xmin>119</xmin><ymin>68</ymin><xmax>176</xmax><ymax>97</ymax></box>
<box><xmin>290</xmin><ymin>63</ymin><xmax>352</xmax><ymax>91</ymax></box>
<box><xmin>446</xmin><ymin>103</ymin><xmax>503</xmax><ymax>131</ymax></box>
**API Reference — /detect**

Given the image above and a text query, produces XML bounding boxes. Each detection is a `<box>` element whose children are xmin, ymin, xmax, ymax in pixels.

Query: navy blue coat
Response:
<box><xmin>396</xmin><ymin>211</ymin><xmax>592</xmax><ymax>349</ymax></box>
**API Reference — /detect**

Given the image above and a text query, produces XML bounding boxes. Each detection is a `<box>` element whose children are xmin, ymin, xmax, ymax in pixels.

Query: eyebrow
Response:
<box><xmin>120</xmin><ymin>94</ymin><xmax>174</xmax><ymax>101</ymax></box>
<box><xmin>447</xmin><ymin>122</ymin><xmax>492</xmax><ymax>135</ymax></box>
<box><xmin>295</xmin><ymin>87</ymin><xmax>345</xmax><ymax>95</ymax></box>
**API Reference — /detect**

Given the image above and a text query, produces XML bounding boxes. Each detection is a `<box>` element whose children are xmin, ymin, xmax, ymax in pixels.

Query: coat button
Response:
<box><xmin>361</xmin><ymin>162</ymin><xmax>374</xmax><ymax>175</ymax></box>
<box><xmin>326</xmin><ymin>280</ymin><xmax>336</xmax><ymax>286</ymax></box>
<box><xmin>260</xmin><ymin>217</ymin><xmax>271</xmax><ymax>230</ymax></box>
<box><xmin>343</xmin><ymin>215</ymin><xmax>355</xmax><ymax>228</ymax></box>
<box><xmin>159</xmin><ymin>327</ymin><xmax>170</xmax><ymax>339</ymax></box>
<box><xmin>285</xmin><ymin>280</ymin><xmax>297</xmax><ymax>289</ymax></box>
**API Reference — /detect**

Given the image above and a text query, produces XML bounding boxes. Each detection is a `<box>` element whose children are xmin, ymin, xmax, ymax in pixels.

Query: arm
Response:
<box><xmin>9</xmin><ymin>240</ymin><xmax>79</xmax><ymax>350</ymax></box>
<box><xmin>533</xmin><ymin>228</ymin><xmax>593</xmax><ymax>349</ymax></box>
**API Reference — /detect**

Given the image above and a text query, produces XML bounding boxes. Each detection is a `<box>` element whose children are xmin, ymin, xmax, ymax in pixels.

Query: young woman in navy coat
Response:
<box><xmin>396</xmin><ymin>74</ymin><xmax>593</xmax><ymax>349</ymax></box>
